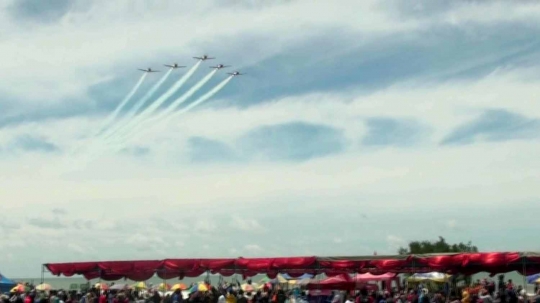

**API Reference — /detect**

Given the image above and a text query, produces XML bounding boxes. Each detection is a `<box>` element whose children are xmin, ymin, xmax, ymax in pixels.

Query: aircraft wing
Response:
<box><xmin>164</xmin><ymin>65</ymin><xmax>173</xmax><ymax>67</ymax></box>
<box><xmin>138</xmin><ymin>69</ymin><xmax>148</xmax><ymax>72</ymax></box>
<box><xmin>193</xmin><ymin>57</ymin><xmax>202</xmax><ymax>60</ymax></box>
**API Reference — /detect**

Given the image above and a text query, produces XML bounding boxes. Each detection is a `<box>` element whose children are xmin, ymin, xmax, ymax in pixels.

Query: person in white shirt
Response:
<box><xmin>218</xmin><ymin>291</ymin><xmax>226</xmax><ymax>303</ymax></box>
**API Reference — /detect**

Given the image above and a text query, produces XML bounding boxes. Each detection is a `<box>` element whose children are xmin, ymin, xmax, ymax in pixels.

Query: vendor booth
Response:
<box><xmin>0</xmin><ymin>272</ymin><xmax>16</xmax><ymax>293</ymax></box>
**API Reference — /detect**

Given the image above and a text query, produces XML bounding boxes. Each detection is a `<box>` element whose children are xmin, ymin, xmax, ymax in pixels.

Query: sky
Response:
<box><xmin>1</xmin><ymin>0</ymin><xmax>540</xmax><ymax>278</ymax></box>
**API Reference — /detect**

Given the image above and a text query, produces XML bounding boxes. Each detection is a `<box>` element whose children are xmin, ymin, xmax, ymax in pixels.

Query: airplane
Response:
<box><xmin>210</xmin><ymin>64</ymin><xmax>230</xmax><ymax>70</ymax></box>
<box><xmin>164</xmin><ymin>63</ymin><xmax>186</xmax><ymax>69</ymax></box>
<box><xmin>193</xmin><ymin>54</ymin><xmax>215</xmax><ymax>61</ymax></box>
<box><xmin>227</xmin><ymin>71</ymin><xmax>244</xmax><ymax>77</ymax></box>
<box><xmin>138</xmin><ymin>68</ymin><xmax>160</xmax><ymax>73</ymax></box>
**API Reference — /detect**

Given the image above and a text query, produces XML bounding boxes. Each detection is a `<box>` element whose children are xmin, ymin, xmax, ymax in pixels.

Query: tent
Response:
<box><xmin>0</xmin><ymin>272</ymin><xmax>16</xmax><ymax>293</ymax></box>
<box><xmin>408</xmin><ymin>272</ymin><xmax>451</xmax><ymax>283</ymax></box>
<box><xmin>281</xmin><ymin>273</ymin><xmax>314</xmax><ymax>280</ymax></box>
<box><xmin>527</xmin><ymin>273</ymin><xmax>540</xmax><ymax>284</ymax></box>
<box><xmin>353</xmin><ymin>273</ymin><xmax>396</xmax><ymax>282</ymax></box>
<box><xmin>307</xmin><ymin>274</ymin><xmax>353</xmax><ymax>290</ymax></box>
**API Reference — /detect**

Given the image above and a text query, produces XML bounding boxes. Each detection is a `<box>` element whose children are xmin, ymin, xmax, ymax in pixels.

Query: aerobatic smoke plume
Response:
<box><xmin>68</xmin><ymin>72</ymin><xmax>147</xmax><ymax>156</ymax></box>
<box><xmin>112</xmin><ymin>75</ymin><xmax>232</xmax><ymax>153</ymax></box>
<box><xmin>100</xmin><ymin>68</ymin><xmax>173</xmax><ymax>141</ymax></box>
<box><xmin>101</xmin><ymin>61</ymin><xmax>202</xmax><ymax>146</ymax></box>
<box><xmin>111</xmin><ymin>68</ymin><xmax>218</xmax><ymax>147</ymax></box>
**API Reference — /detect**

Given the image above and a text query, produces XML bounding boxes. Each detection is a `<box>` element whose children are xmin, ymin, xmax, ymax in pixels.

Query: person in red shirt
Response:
<box><xmin>99</xmin><ymin>292</ymin><xmax>107</xmax><ymax>303</ymax></box>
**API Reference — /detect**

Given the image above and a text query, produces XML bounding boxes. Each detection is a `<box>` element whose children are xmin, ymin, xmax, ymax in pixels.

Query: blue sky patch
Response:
<box><xmin>10</xmin><ymin>135</ymin><xmax>59</xmax><ymax>153</ymax></box>
<box><xmin>442</xmin><ymin>109</ymin><xmax>540</xmax><ymax>145</ymax></box>
<box><xmin>362</xmin><ymin>117</ymin><xmax>427</xmax><ymax>147</ymax></box>
<box><xmin>238</xmin><ymin>122</ymin><xmax>346</xmax><ymax>161</ymax></box>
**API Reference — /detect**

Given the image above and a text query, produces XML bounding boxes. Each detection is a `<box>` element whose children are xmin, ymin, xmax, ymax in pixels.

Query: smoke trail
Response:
<box><xmin>111</xmin><ymin>76</ymin><xmax>232</xmax><ymax>154</ymax></box>
<box><xmin>164</xmin><ymin>76</ymin><xmax>232</xmax><ymax>124</ymax></box>
<box><xmin>67</xmin><ymin>73</ymin><xmax>147</xmax><ymax>156</ymax></box>
<box><xmin>154</xmin><ymin>69</ymin><xmax>217</xmax><ymax>121</ymax></box>
<box><xmin>100</xmin><ymin>68</ymin><xmax>173</xmax><ymax>141</ymax></box>
<box><xmin>112</xmin><ymin>69</ymin><xmax>217</xmax><ymax>147</ymax></box>
<box><xmin>96</xmin><ymin>73</ymin><xmax>147</xmax><ymax>136</ymax></box>
<box><xmin>101</xmin><ymin>61</ymin><xmax>202</xmax><ymax>146</ymax></box>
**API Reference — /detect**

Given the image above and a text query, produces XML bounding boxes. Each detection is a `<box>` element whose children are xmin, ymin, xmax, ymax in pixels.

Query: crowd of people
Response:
<box><xmin>1</xmin><ymin>277</ymin><xmax>540</xmax><ymax>303</ymax></box>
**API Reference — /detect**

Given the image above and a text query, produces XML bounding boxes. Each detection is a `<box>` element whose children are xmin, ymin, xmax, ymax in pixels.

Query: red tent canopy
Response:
<box><xmin>307</xmin><ymin>274</ymin><xmax>353</xmax><ymax>290</ymax></box>
<box><xmin>44</xmin><ymin>252</ymin><xmax>540</xmax><ymax>280</ymax></box>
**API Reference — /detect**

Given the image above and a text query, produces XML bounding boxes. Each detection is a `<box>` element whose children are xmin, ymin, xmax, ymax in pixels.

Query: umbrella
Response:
<box><xmin>95</xmin><ymin>283</ymin><xmax>109</xmax><ymax>290</ymax></box>
<box><xmin>189</xmin><ymin>283</ymin><xmax>208</xmax><ymax>292</ymax></box>
<box><xmin>297</xmin><ymin>278</ymin><xmax>312</xmax><ymax>286</ymax></box>
<box><xmin>110</xmin><ymin>284</ymin><xmax>130</xmax><ymax>290</ymax></box>
<box><xmin>271</xmin><ymin>275</ymin><xmax>287</xmax><ymax>284</ymax></box>
<box><xmin>171</xmin><ymin>283</ymin><xmax>188</xmax><ymax>291</ymax></box>
<box><xmin>527</xmin><ymin>274</ymin><xmax>540</xmax><ymax>284</ymax></box>
<box><xmin>156</xmin><ymin>283</ymin><xmax>171</xmax><ymax>291</ymax></box>
<box><xmin>10</xmin><ymin>284</ymin><xmax>28</xmax><ymax>293</ymax></box>
<box><xmin>241</xmin><ymin>283</ymin><xmax>258</xmax><ymax>292</ymax></box>
<box><xmin>132</xmin><ymin>282</ymin><xmax>147</xmax><ymax>289</ymax></box>
<box><xmin>257</xmin><ymin>282</ymin><xmax>272</xmax><ymax>290</ymax></box>
<box><xmin>35</xmin><ymin>283</ymin><xmax>53</xmax><ymax>291</ymax></box>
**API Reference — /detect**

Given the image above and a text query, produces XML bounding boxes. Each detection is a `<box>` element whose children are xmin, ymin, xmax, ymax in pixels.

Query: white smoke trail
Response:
<box><xmin>101</xmin><ymin>61</ymin><xmax>202</xmax><ymax>146</ymax></box>
<box><xmin>67</xmin><ymin>72</ymin><xmax>147</xmax><ymax>156</ymax></box>
<box><xmin>148</xmin><ymin>68</ymin><xmax>217</xmax><ymax>123</ymax></box>
<box><xmin>163</xmin><ymin>76</ymin><xmax>232</xmax><ymax>126</ymax></box>
<box><xmin>100</xmin><ymin>68</ymin><xmax>173</xmax><ymax>141</ymax></box>
<box><xmin>96</xmin><ymin>73</ymin><xmax>147</xmax><ymax>136</ymax></box>
<box><xmin>111</xmin><ymin>69</ymin><xmax>217</xmax><ymax>147</ymax></box>
<box><xmin>111</xmin><ymin>76</ymin><xmax>232</xmax><ymax>154</ymax></box>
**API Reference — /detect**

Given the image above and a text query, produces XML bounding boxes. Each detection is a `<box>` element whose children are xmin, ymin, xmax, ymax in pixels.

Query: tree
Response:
<box><xmin>398</xmin><ymin>236</ymin><xmax>478</xmax><ymax>255</ymax></box>
<box><xmin>398</xmin><ymin>237</ymin><xmax>478</xmax><ymax>289</ymax></box>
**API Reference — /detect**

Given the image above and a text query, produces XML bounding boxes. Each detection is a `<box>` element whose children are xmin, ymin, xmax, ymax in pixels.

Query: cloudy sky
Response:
<box><xmin>1</xmin><ymin>0</ymin><xmax>540</xmax><ymax>278</ymax></box>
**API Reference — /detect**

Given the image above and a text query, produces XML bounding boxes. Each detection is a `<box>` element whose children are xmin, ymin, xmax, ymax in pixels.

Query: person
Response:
<box><xmin>226</xmin><ymin>291</ymin><xmax>237</xmax><ymax>303</ymax></box>
<box><xmin>507</xmin><ymin>286</ymin><xmax>517</xmax><ymax>303</ymax></box>
<box><xmin>217</xmin><ymin>291</ymin><xmax>226</xmax><ymax>303</ymax></box>
<box><xmin>533</xmin><ymin>290</ymin><xmax>540</xmax><ymax>303</ymax></box>
<box><xmin>151</xmin><ymin>291</ymin><xmax>161</xmax><ymax>303</ymax></box>
<box><xmin>237</xmin><ymin>291</ymin><xmax>247</xmax><ymax>303</ymax></box>
<box><xmin>172</xmin><ymin>290</ymin><xmax>183</xmax><ymax>303</ymax></box>
<box><xmin>345</xmin><ymin>296</ymin><xmax>354</xmax><ymax>303</ymax></box>
<box><xmin>479</xmin><ymin>289</ymin><xmax>493</xmax><ymax>303</ymax></box>
<box><xmin>332</xmin><ymin>292</ymin><xmax>342</xmax><ymax>303</ymax></box>
<box><xmin>113</xmin><ymin>293</ymin><xmax>128</xmax><ymax>303</ymax></box>
<box><xmin>462</xmin><ymin>291</ymin><xmax>470</xmax><ymax>303</ymax></box>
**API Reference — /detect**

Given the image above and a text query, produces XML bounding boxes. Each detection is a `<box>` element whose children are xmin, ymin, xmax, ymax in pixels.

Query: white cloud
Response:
<box><xmin>244</xmin><ymin>244</ymin><xmax>263</xmax><ymax>254</ymax></box>
<box><xmin>194</xmin><ymin>219</ymin><xmax>218</xmax><ymax>233</ymax></box>
<box><xmin>446</xmin><ymin>219</ymin><xmax>458</xmax><ymax>229</ymax></box>
<box><xmin>231</xmin><ymin>216</ymin><xmax>264</xmax><ymax>232</ymax></box>
<box><xmin>387</xmin><ymin>235</ymin><xmax>407</xmax><ymax>251</ymax></box>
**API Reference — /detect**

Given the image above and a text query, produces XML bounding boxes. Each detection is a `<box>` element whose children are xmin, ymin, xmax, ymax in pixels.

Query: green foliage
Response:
<box><xmin>398</xmin><ymin>236</ymin><xmax>478</xmax><ymax>255</ymax></box>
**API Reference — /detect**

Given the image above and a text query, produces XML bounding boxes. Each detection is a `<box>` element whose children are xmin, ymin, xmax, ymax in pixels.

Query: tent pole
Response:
<box><xmin>522</xmin><ymin>257</ymin><xmax>527</xmax><ymax>297</ymax></box>
<box><xmin>41</xmin><ymin>264</ymin><xmax>45</xmax><ymax>284</ymax></box>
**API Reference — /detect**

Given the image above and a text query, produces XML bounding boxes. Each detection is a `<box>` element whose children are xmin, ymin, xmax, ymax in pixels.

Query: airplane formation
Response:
<box><xmin>139</xmin><ymin>54</ymin><xmax>243</xmax><ymax>77</ymax></box>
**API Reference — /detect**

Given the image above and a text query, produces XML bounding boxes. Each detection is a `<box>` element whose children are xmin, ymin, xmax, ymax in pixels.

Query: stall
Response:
<box><xmin>0</xmin><ymin>272</ymin><xmax>16</xmax><ymax>293</ymax></box>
